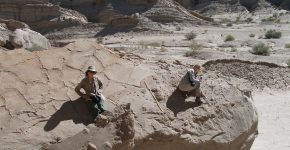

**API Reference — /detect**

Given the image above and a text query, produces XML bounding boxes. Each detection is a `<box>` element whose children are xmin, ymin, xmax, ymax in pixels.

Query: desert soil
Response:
<box><xmin>251</xmin><ymin>91</ymin><xmax>290</xmax><ymax>150</ymax></box>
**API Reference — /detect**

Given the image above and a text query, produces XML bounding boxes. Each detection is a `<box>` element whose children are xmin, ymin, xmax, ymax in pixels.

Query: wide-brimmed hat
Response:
<box><xmin>86</xmin><ymin>66</ymin><xmax>97</xmax><ymax>73</ymax></box>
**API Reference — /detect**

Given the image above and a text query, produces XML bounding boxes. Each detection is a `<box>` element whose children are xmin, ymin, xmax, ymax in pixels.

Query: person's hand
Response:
<box><xmin>199</xmin><ymin>76</ymin><xmax>203</xmax><ymax>82</ymax></box>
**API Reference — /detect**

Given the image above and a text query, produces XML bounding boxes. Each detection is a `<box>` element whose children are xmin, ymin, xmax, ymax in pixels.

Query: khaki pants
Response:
<box><xmin>179</xmin><ymin>81</ymin><xmax>202</xmax><ymax>97</ymax></box>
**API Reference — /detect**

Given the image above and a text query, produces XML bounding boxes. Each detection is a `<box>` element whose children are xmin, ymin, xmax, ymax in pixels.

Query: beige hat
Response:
<box><xmin>86</xmin><ymin>66</ymin><xmax>97</xmax><ymax>73</ymax></box>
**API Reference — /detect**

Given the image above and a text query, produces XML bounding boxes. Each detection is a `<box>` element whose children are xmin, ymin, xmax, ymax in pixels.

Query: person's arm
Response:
<box><xmin>75</xmin><ymin>80</ymin><xmax>85</xmax><ymax>97</ymax></box>
<box><xmin>97</xmin><ymin>77</ymin><xmax>103</xmax><ymax>89</ymax></box>
<box><xmin>188</xmin><ymin>69</ymin><xmax>196</xmax><ymax>82</ymax></box>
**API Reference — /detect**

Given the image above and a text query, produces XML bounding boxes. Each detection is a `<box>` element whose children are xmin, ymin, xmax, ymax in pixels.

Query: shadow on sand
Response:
<box><xmin>166</xmin><ymin>89</ymin><xmax>201</xmax><ymax>117</ymax></box>
<box><xmin>44</xmin><ymin>98</ymin><xmax>94</xmax><ymax>132</ymax></box>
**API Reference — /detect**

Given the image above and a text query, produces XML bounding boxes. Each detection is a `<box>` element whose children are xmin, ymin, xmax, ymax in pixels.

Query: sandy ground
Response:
<box><xmin>251</xmin><ymin>91</ymin><xmax>290</xmax><ymax>150</ymax></box>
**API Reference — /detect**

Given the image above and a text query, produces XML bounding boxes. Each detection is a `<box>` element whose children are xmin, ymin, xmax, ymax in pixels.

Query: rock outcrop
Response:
<box><xmin>9</xmin><ymin>28</ymin><xmax>51</xmax><ymax>50</ymax></box>
<box><xmin>0</xmin><ymin>40</ymin><xmax>260</xmax><ymax>149</ymax></box>
<box><xmin>174</xmin><ymin>0</ymin><xmax>269</xmax><ymax>14</ymax></box>
<box><xmin>51</xmin><ymin>0</ymin><xmax>208</xmax><ymax>24</ymax></box>
<box><xmin>266</xmin><ymin>0</ymin><xmax>290</xmax><ymax>10</ymax></box>
<box><xmin>0</xmin><ymin>0</ymin><xmax>88</xmax><ymax>33</ymax></box>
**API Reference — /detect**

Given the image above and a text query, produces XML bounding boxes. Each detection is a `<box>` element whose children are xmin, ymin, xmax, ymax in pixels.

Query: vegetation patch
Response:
<box><xmin>185</xmin><ymin>32</ymin><xmax>196</xmax><ymax>40</ymax></box>
<box><xmin>285</xmin><ymin>43</ymin><xmax>290</xmax><ymax>48</ymax></box>
<box><xmin>265</xmin><ymin>29</ymin><xmax>282</xmax><ymax>39</ymax></box>
<box><xmin>96</xmin><ymin>36</ymin><xmax>103</xmax><ymax>44</ymax></box>
<box><xmin>249</xmin><ymin>34</ymin><xmax>255</xmax><ymax>38</ymax></box>
<box><xmin>224</xmin><ymin>35</ymin><xmax>235</xmax><ymax>42</ymax></box>
<box><xmin>250</xmin><ymin>43</ymin><xmax>270</xmax><ymax>56</ymax></box>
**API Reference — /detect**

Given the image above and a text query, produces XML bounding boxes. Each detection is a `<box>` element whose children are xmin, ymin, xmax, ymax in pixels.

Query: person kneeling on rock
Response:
<box><xmin>178</xmin><ymin>64</ymin><xmax>206</xmax><ymax>104</ymax></box>
<box><xmin>75</xmin><ymin>66</ymin><xmax>106</xmax><ymax>116</ymax></box>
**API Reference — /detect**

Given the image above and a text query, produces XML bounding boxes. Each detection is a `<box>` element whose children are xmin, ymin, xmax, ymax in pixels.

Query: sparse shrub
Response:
<box><xmin>265</xmin><ymin>29</ymin><xmax>282</xmax><ymax>39</ymax></box>
<box><xmin>184</xmin><ymin>41</ymin><xmax>203</xmax><ymax>57</ymax></box>
<box><xmin>230</xmin><ymin>47</ymin><xmax>237</xmax><ymax>52</ymax></box>
<box><xmin>249</xmin><ymin>34</ymin><xmax>255</xmax><ymax>38</ymax></box>
<box><xmin>251</xmin><ymin>43</ymin><xmax>270</xmax><ymax>56</ymax></box>
<box><xmin>96</xmin><ymin>36</ymin><xmax>103</xmax><ymax>44</ymax></box>
<box><xmin>189</xmin><ymin>41</ymin><xmax>203</xmax><ymax>51</ymax></box>
<box><xmin>148</xmin><ymin>42</ymin><xmax>161</xmax><ymax>47</ymax></box>
<box><xmin>246</xmin><ymin>17</ymin><xmax>253</xmax><ymax>23</ymax></box>
<box><xmin>262</xmin><ymin>13</ymin><xmax>280</xmax><ymax>23</ymax></box>
<box><xmin>176</xmin><ymin>26</ymin><xmax>182</xmax><ymax>31</ymax></box>
<box><xmin>185</xmin><ymin>32</ymin><xmax>196</xmax><ymax>40</ymax></box>
<box><xmin>139</xmin><ymin>41</ymin><xmax>148</xmax><ymax>49</ymax></box>
<box><xmin>226</xmin><ymin>22</ymin><xmax>233</xmax><ymax>27</ymax></box>
<box><xmin>26</xmin><ymin>44</ymin><xmax>43</xmax><ymax>51</ymax></box>
<box><xmin>160</xmin><ymin>46</ymin><xmax>167</xmax><ymax>52</ymax></box>
<box><xmin>221</xmin><ymin>18</ymin><xmax>231</xmax><ymax>23</ymax></box>
<box><xmin>236</xmin><ymin>16</ymin><xmax>241</xmax><ymax>22</ymax></box>
<box><xmin>224</xmin><ymin>35</ymin><xmax>235</xmax><ymax>42</ymax></box>
<box><xmin>285</xmin><ymin>43</ymin><xmax>290</xmax><ymax>48</ymax></box>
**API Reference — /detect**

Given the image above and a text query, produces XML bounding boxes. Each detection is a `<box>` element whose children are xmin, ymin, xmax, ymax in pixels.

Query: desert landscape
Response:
<box><xmin>0</xmin><ymin>0</ymin><xmax>289</xmax><ymax>150</ymax></box>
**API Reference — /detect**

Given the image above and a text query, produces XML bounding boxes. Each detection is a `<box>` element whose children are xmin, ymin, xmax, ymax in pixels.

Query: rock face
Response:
<box><xmin>174</xmin><ymin>0</ymin><xmax>260</xmax><ymax>12</ymax></box>
<box><xmin>266</xmin><ymin>0</ymin><xmax>290</xmax><ymax>10</ymax></box>
<box><xmin>51</xmin><ymin>0</ymin><xmax>208</xmax><ymax>24</ymax></box>
<box><xmin>0</xmin><ymin>0</ymin><xmax>88</xmax><ymax>33</ymax></box>
<box><xmin>0</xmin><ymin>40</ymin><xmax>262</xmax><ymax>149</ymax></box>
<box><xmin>9</xmin><ymin>28</ymin><xmax>51</xmax><ymax>50</ymax></box>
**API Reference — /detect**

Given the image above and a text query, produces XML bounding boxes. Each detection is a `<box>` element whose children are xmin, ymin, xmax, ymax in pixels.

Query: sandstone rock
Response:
<box><xmin>0</xmin><ymin>23</ymin><xmax>9</xmax><ymax>47</ymax></box>
<box><xmin>0</xmin><ymin>40</ymin><xmax>278</xmax><ymax>150</ymax></box>
<box><xmin>0</xmin><ymin>1</ymin><xmax>88</xmax><ymax>33</ymax></box>
<box><xmin>95</xmin><ymin>114</ymin><xmax>109</xmax><ymax>127</ymax></box>
<box><xmin>87</xmin><ymin>142</ymin><xmax>97</xmax><ymax>150</ymax></box>
<box><xmin>0</xmin><ymin>19</ymin><xmax>29</xmax><ymax>31</ymax></box>
<box><xmin>9</xmin><ymin>28</ymin><xmax>51</xmax><ymax>50</ymax></box>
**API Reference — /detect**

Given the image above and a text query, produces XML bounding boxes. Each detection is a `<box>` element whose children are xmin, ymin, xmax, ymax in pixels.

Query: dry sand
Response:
<box><xmin>251</xmin><ymin>91</ymin><xmax>290</xmax><ymax>150</ymax></box>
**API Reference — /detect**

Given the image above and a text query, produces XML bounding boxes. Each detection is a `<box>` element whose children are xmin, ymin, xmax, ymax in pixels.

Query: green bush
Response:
<box><xmin>176</xmin><ymin>26</ymin><xmax>182</xmax><ymax>31</ymax></box>
<box><xmin>224</xmin><ymin>35</ymin><xmax>235</xmax><ymax>42</ymax></box>
<box><xmin>285</xmin><ymin>43</ymin><xmax>290</xmax><ymax>48</ymax></box>
<box><xmin>185</xmin><ymin>32</ymin><xmax>196</xmax><ymax>40</ymax></box>
<box><xmin>251</xmin><ymin>43</ymin><xmax>270</xmax><ymax>56</ymax></box>
<box><xmin>189</xmin><ymin>41</ymin><xmax>203</xmax><ymax>51</ymax></box>
<box><xmin>246</xmin><ymin>17</ymin><xmax>253</xmax><ymax>23</ymax></box>
<box><xmin>148</xmin><ymin>42</ymin><xmax>161</xmax><ymax>47</ymax></box>
<box><xmin>265</xmin><ymin>29</ymin><xmax>282</xmax><ymax>39</ymax></box>
<box><xmin>249</xmin><ymin>34</ymin><xmax>255</xmax><ymax>38</ymax></box>
<box><xmin>96</xmin><ymin>36</ymin><xmax>103</xmax><ymax>43</ymax></box>
<box><xmin>226</xmin><ymin>23</ymin><xmax>233</xmax><ymax>27</ymax></box>
<box><xmin>184</xmin><ymin>41</ymin><xmax>203</xmax><ymax>57</ymax></box>
<box><xmin>230</xmin><ymin>47</ymin><xmax>237</xmax><ymax>52</ymax></box>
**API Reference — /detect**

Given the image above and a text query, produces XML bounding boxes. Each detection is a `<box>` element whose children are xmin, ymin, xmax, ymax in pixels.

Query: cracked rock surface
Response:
<box><xmin>5</xmin><ymin>39</ymin><xmax>290</xmax><ymax>150</ymax></box>
<box><xmin>0</xmin><ymin>39</ymin><xmax>264</xmax><ymax>150</ymax></box>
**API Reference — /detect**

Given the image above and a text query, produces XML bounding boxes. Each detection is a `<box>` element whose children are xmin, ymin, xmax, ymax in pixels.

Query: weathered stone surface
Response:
<box><xmin>9</xmin><ymin>28</ymin><xmax>51</xmax><ymax>50</ymax></box>
<box><xmin>0</xmin><ymin>19</ymin><xmax>29</xmax><ymax>31</ymax></box>
<box><xmin>0</xmin><ymin>1</ymin><xmax>88</xmax><ymax>33</ymax></box>
<box><xmin>4</xmin><ymin>40</ymin><xmax>286</xmax><ymax>150</ymax></box>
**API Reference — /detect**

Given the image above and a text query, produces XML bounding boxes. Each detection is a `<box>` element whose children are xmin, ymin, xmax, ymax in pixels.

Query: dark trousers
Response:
<box><xmin>87</xmin><ymin>95</ymin><xmax>105</xmax><ymax>116</ymax></box>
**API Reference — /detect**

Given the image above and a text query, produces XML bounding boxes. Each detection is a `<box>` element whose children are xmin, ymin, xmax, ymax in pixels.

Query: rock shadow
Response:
<box><xmin>166</xmin><ymin>89</ymin><xmax>201</xmax><ymax>117</ymax></box>
<box><xmin>95</xmin><ymin>26</ymin><xmax>135</xmax><ymax>37</ymax></box>
<box><xmin>44</xmin><ymin>98</ymin><xmax>94</xmax><ymax>132</ymax></box>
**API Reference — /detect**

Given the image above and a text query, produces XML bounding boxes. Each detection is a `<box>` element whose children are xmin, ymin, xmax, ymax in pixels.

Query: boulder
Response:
<box><xmin>9</xmin><ymin>28</ymin><xmax>51</xmax><ymax>50</ymax></box>
<box><xmin>0</xmin><ymin>19</ymin><xmax>29</xmax><ymax>31</ymax></box>
<box><xmin>1</xmin><ymin>40</ymin><xmax>279</xmax><ymax>150</ymax></box>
